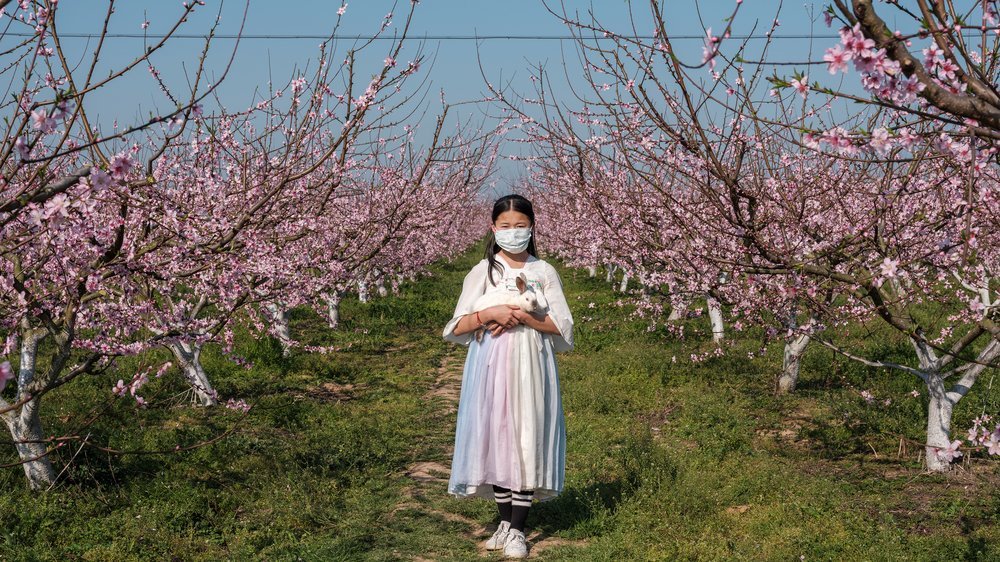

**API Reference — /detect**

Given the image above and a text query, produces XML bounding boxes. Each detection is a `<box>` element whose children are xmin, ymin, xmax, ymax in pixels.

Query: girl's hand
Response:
<box><xmin>489</xmin><ymin>321</ymin><xmax>507</xmax><ymax>337</ymax></box>
<box><xmin>486</xmin><ymin>304</ymin><xmax>521</xmax><ymax>330</ymax></box>
<box><xmin>510</xmin><ymin>309</ymin><xmax>536</xmax><ymax>329</ymax></box>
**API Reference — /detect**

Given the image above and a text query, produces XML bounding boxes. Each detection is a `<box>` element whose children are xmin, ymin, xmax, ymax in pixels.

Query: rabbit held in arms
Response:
<box><xmin>471</xmin><ymin>272</ymin><xmax>548</xmax><ymax>341</ymax></box>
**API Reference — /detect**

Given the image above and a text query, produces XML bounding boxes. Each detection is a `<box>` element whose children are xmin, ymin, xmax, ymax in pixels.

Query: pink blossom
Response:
<box><xmin>702</xmin><ymin>28</ymin><xmax>718</xmax><ymax>70</ymax></box>
<box><xmin>109</xmin><ymin>153</ymin><xmax>134</xmax><ymax>179</ymax></box>
<box><xmin>869</xmin><ymin>127</ymin><xmax>891</xmax><ymax>154</ymax></box>
<box><xmin>52</xmin><ymin>100</ymin><xmax>72</xmax><ymax>120</ymax></box>
<box><xmin>790</xmin><ymin>75</ymin><xmax>809</xmax><ymax>99</ymax></box>
<box><xmin>988</xmin><ymin>436</ymin><xmax>1000</xmax><ymax>456</ymax></box>
<box><xmin>821</xmin><ymin>127</ymin><xmax>853</xmax><ymax>152</ymax></box>
<box><xmin>225</xmin><ymin>398</ymin><xmax>251</xmax><ymax>413</ymax></box>
<box><xmin>89</xmin><ymin>167</ymin><xmax>112</xmax><ymax>190</ymax></box>
<box><xmin>840</xmin><ymin>24</ymin><xmax>874</xmax><ymax>56</ymax></box>
<box><xmin>922</xmin><ymin>44</ymin><xmax>944</xmax><ymax>69</ymax></box>
<box><xmin>0</xmin><ymin>361</ymin><xmax>14</xmax><ymax>393</ymax></box>
<box><xmin>30</xmin><ymin>108</ymin><xmax>56</xmax><ymax>133</ymax></box>
<box><xmin>42</xmin><ymin>193</ymin><xmax>70</xmax><ymax>221</ymax></box>
<box><xmin>879</xmin><ymin>257</ymin><xmax>899</xmax><ymax>278</ymax></box>
<box><xmin>823</xmin><ymin>44</ymin><xmax>852</xmax><ymax>74</ymax></box>
<box><xmin>935</xmin><ymin>440</ymin><xmax>963</xmax><ymax>462</ymax></box>
<box><xmin>337</xmin><ymin>3</ymin><xmax>347</xmax><ymax>16</ymax></box>
<box><xmin>14</xmin><ymin>137</ymin><xmax>30</xmax><ymax>159</ymax></box>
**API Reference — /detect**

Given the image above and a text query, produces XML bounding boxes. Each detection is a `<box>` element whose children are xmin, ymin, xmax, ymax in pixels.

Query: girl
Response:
<box><xmin>442</xmin><ymin>194</ymin><xmax>573</xmax><ymax>559</ymax></box>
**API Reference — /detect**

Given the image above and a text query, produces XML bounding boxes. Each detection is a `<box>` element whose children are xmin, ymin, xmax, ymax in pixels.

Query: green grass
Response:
<box><xmin>1</xmin><ymin>245</ymin><xmax>999</xmax><ymax>561</ymax></box>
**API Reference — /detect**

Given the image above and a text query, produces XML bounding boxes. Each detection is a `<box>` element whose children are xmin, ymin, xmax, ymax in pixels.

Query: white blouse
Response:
<box><xmin>442</xmin><ymin>253</ymin><xmax>575</xmax><ymax>352</ymax></box>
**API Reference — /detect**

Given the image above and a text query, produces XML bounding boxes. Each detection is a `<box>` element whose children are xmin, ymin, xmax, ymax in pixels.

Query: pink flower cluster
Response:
<box><xmin>965</xmin><ymin>415</ymin><xmax>1000</xmax><ymax>456</ymax></box>
<box><xmin>824</xmin><ymin>24</ymin><xmax>925</xmax><ymax>105</ymax></box>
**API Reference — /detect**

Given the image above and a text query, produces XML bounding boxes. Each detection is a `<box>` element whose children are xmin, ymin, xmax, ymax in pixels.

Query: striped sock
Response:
<box><xmin>510</xmin><ymin>490</ymin><xmax>533</xmax><ymax>532</ymax></box>
<box><xmin>493</xmin><ymin>485</ymin><xmax>512</xmax><ymax>522</ymax></box>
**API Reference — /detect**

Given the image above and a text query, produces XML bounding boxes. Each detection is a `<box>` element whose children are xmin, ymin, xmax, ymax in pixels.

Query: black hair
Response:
<box><xmin>485</xmin><ymin>194</ymin><xmax>537</xmax><ymax>286</ymax></box>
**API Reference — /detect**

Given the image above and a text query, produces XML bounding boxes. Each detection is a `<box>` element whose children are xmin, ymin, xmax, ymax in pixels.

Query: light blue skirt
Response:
<box><xmin>447</xmin><ymin>326</ymin><xmax>566</xmax><ymax>502</ymax></box>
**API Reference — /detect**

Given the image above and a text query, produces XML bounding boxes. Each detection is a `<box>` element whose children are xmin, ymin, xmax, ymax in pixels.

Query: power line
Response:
<box><xmin>6</xmin><ymin>32</ymin><xmax>843</xmax><ymax>41</ymax></box>
<box><xmin>11</xmin><ymin>29</ymin><xmax>996</xmax><ymax>41</ymax></box>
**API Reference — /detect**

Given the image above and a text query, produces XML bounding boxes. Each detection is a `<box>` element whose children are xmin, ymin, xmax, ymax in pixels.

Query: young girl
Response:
<box><xmin>442</xmin><ymin>194</ymin><xmax>573</xmax><ymax>559</ymax></box>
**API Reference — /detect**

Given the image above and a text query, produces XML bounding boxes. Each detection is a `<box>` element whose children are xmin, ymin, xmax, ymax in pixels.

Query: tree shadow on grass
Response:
<box><xmin>528</xmin><ymin>478</ymin><xmax>625</xmax><ymax>536</ymax></box>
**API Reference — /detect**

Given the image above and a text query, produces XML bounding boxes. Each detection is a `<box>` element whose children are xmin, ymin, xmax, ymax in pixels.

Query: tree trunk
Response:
<box><xmin>707</xmin><ymin>296</ymin><xmax>724</xmax><ymax>343</ymax></box>
<box><xmin>265</xmin><ymin>303</ymin><xmax>292</xmax><ymax>356</ymax></box>
<box><xmin>167</xmin><ymin>341</ymin><xmax>218</xmax><ymax>406</ymax></box>
<box><xmin>605</xmin><ymin>263</ymin><xmax>617</xmax><ymax>283</ymax></box>
<box><xmin>619</xmin><ymin>272</ymin><xmax>630</xmax><ymax>293</ymax></box>
<box><xmin>777</xmin><ymin>334</ymin><xmax>810</xmax><ymax>395</ymax></box>
<box><xmin>357</xmin><ymin>278</ymin><xmax>369</xmax><ymax>303</ymax></box>
<box><xmin>587</xmin><ymin>264</ymin><xmax>597</xmax><ymax>277</ymax></box>
<box><xmin>5</xmin><ymin>402</ymin><xmax>55</xmax><ymax>490</ymax></box>
<box><xmin>325</xmin><ymin>292</ymin><xmax>342</xmax><ymax>329</ymax></box>
<box><xmin>2</xmin><ymin>329</ymin><xmax>57</xmax><ymax>489</ymax></box>
<box><xmin>919</xmin><ymin>338</ymin><xmax>1000</xmax><ymax>471</ymax></box>
<box><xmin>776</xmin><ymin>310</ymin><xmax>810</xmax><ymax>395</ymax></box>
<box><xmin>924</xmin><ymin>372</ymin><xmax>954</xmax><ymax>472</ymax></box>
<box><xmin>375</xmin><ymin>269</ymin><xmax>388</xmax><ymax>298</ymax></box>
<box><xmin>667</xmin><ymin>298</ymin><xmax>688</xmax><ymax>321</ymax></box>
<box><xmin>392</xmin><ymin>273</ymin><xmax>403</xmax><ymax>296</ymax></box>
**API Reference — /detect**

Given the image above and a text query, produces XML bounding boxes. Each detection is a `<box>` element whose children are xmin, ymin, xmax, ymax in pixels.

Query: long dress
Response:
<box><xmin>442</xmin><ymin>253</ymin><xmax>574</xmax><ymax>502</ymax></box>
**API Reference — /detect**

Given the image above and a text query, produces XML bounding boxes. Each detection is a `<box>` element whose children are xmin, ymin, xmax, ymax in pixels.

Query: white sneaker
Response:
<box><xmin>503</xmin><ymin>529</ymin><xmax>528</xmax><ymax>559</ymax></box>
<box><xmin>485</xmin><ymin>520</ymin><xmax>511</xmax><ymax>551</ymax></box>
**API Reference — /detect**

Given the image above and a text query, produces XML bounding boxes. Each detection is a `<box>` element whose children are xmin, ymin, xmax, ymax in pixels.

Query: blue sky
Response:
<box><xmin>46</xmin><ymin>1</ymin><xmax>857</xmax><ymax>193</ymax></box>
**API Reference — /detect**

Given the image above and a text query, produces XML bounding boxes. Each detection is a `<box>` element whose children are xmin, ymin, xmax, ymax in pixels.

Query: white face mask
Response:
<box><xmin>494</xmin><ymin>227</ymin><xmax>532</xmax><ymax>253</ymax></box>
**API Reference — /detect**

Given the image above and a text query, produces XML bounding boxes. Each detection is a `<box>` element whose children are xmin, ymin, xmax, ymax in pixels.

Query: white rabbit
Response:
<box><xmin>471</xmin><ymin>272</ymin><xmax>548</xmax><ymax>340</ymax></box>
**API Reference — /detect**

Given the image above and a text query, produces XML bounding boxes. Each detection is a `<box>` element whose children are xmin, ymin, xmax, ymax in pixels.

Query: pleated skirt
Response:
<box><xmin>447</xmin><ymin>326</ymin><xmax>566</xmax><ymax>502</ymax></box>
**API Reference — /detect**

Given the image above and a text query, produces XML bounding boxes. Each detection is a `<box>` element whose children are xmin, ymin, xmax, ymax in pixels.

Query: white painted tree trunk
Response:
<box><xmin>912</xmin><ymin>337</ymin><xmax>999</xmax><ymax>471</ymax></box>
<box><xmin>619</xmin><ymin>272</ymin><xmax>630</xmax><ymax>293</ymax></box>
<box><xmin>667</xmin><ymin>298</ymin><xmax>688</xmax><ymax>321</ymax></box>
<box><xmin>776</xmin><ymin>310</ymin><xmax>810</xmax><ymax>394</ymax></box>
<box><xmin>587</xmin><ymin>264</ymin><xmax>597</xmax><ymax>277</ymax></box>
<box><xmin>357</xmin><ymin>279</ymin><xmax>369</xmax><ymax>303</ymax></box>
<box><xmin>167</xmin><ymin>341</ymin><xmax>218</xmax><ymax>406</ymax></box>
<box><xmin>706</xmin><ymin>296</ymin><xmax>724</xmax><ymax>343</ymax></box>
<box><xmin>392</xmin><ymin>273</ymin><xmax>403</xmax><ymax>296</ymax></box>
<box><xmin>924</xmin><ymin>372</ymin><xmax>953</xmax><ymax>472</ymax></box>
<box><xmin>605</xmin><ymin>263</ymin><xmax>617</xmax><ymax>283</ymax></box>
<box><xmin>375</xmin><ymin>271</ymin><xmax>388</xmax><ymax>298</ymax></box>
<box><xmin>325</xmin><ymin>292</ymin><xmax>342</xmax><ymax>329</ymax></box>
<box><xmin>265</xmin><ymin>303</ymin><xmax>293</xmax><ymax>356</ymax></box>
<box><xmin>778</xmin><ymin>335</ymin><xmax>810</xmax><ymax>395</ymax></box>
<box><xmin>2</xmin><ymin>329</ymin><xmax>57</xmax><ymax>489</ymax></box>
<box><xmin>638</xmin><ymin>272</ymin><xmax>650</xmax><ymax>301</ymax></box>
<box><xmin>5</xmin><ymin>402</ymin><xmax>54</xmax><ymax>490</ymax></box>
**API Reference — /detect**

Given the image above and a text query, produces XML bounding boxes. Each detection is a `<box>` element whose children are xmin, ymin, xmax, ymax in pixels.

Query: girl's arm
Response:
<box><xmin>451</xmin><ymin>305</ymin><xmax>522</xmax><ymax>336</ymax></box>
<box><xmin>510</xmin><ymin>310</ymin><xmax>562</xmax><ymax>335</ymax></box>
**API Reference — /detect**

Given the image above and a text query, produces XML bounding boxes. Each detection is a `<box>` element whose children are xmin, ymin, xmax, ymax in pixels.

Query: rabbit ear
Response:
<box><xmin>516</xmin><ymin>273</ymin><xmax>527</xmax><ymax>294</ymax></box>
